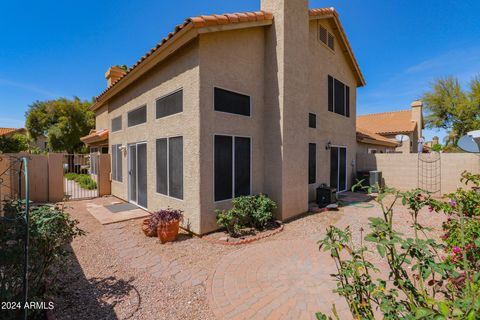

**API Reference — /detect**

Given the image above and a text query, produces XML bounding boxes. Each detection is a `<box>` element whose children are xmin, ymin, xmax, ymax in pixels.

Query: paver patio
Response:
<box><xmin>56</xmin><ymin>194</ymin><xmax>445</xmax><ymax>319</ymax></box>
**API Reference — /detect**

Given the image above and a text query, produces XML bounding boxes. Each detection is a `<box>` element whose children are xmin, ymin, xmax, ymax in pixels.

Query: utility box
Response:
<box><xmin>316</xmin><ymin>185</ymin><xmax>337</xmax><ymax>208</ymax></box>
<box><xmin>369</xmin><ymin>170</ymin><xmax>383</xmax><ymax>192</ymax></box>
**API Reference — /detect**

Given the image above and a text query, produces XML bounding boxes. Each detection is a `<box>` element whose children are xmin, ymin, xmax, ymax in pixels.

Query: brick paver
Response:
<box><xmin>207</xmin><ymin>239</ymin><xmax>349</xmax><ymax>320</ymax></box>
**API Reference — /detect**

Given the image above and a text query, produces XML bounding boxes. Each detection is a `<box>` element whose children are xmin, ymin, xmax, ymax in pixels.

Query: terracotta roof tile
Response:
<box><xmin>94</xmin><ymin>11</ymin><xmax>272</xmax><ymax>105</ymax></box>
<box><xmin>357</xmin><ymin>127</ymin><xmax>398</xmax><ymax>147</ymax></box>
<box><xmin>357</xmin><ymin>110</ymin><xmax>416</xmax><ymax>135</ymax></box>
<box><xmin>80</xmin><ymin>129</ymin><xmax>109</xmax><ymax>144</ymax></box>
<box><xmin>0</xmin><ymin>128</ymin><xmax>23</xmax><ymax>136</ymax></box>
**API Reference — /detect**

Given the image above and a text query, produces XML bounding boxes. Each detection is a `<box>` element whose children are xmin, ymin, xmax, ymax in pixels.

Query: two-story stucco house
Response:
<box><xmin>85</xmin><ymin>0</ymin><xmax>365</xmax><ymax>234</ymax></box>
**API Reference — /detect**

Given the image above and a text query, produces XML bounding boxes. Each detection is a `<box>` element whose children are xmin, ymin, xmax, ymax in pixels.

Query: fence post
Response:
<box><xmin>98</xmin><ymin>154</ymin><xmax>111</xmax><ymax>197</ymax></box>
<box><xmin>48</xmin><ymin>153</ymin><xmax>64</xmax><ymax>202</ymax></box>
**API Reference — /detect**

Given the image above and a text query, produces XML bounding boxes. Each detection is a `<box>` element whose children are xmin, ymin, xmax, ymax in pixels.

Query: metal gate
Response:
<box><xmin>63</xmin><ymin>154</ymin><xmax>99</xmax><ymax>200</ymax></box>
<box><xmin>418</xmin><ymin>153</ymin><xmax>441</xmax><ymax>195</ymax></box>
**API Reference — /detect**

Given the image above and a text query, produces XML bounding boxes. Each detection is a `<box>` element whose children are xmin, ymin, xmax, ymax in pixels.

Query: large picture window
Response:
<box><xmin>214</xmin><ymin>135</ymin><xmax>251</xmax><ymax>202</ymax></box>
<box><xmin>111</xmin><ymin>144</ymin><xmax>123</xmax><ymax>182</ymax></box>
<box><xmin>156</xmin><ymin>90</ymin><xmax>183</xmax><ymax>119</ymax></box>
<box><xmin>156</xmin><ymin>136</ymin><xmax>183</xmax><ymax>200</ymax></box>
<box><xmin>214</xmin><ymin>87</ymin><xmax>250</xmax><ymax>116</ymax></box>
<box><xmin>128</xmin><ymin>105</ymin><xmax>147</xmax><ymax>127</ymax></box>
<box><xmin>328</xmin><ymin>75</ymin><xmax>350</xmax><ymax>117</ymax></box>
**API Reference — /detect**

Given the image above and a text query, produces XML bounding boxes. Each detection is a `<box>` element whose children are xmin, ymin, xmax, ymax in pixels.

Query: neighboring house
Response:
<box><xmin>84</xmin><ymin>0</ymin><xmax>365</xmax><ymax>234</ymax></box>
<box><xmin>357</xmin><ymin>101</ymin><xmax>424</xmax><ymax>153</ymax></box>
<box><xmin>0</xmin><ymin>127</ymin><xmax>48</xmax><ymax>152</ymax></box>
<box><xmin>356</xmin><ymin>127</ymin><xmax>398</xmax><ymax>154</ymax></box>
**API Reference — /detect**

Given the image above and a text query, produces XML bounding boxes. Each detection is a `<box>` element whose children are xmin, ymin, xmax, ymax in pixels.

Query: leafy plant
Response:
<box><xmin>0</xmin><ymin>133</ymin><xmax>29</xmax><ymax>153</ymax></box>
<box><xmin>0</xmin><ymin>201</ymin><xmax>84</xmax><ymax>319</ymax></box>
<box><xmin>64</xmin><ymin>173</ymin><xmax>97</xmax><ymax>190</ymax></box>
<box><xmin>148</xmin><ymin>208</ymin><xmax>183</xmax><ymax>230</ymax></box>
<box><xmin>431</xmin><ymin>143</ymin><xmax>443</xmax><ymax>152</ymax></box>
<box><xmin>317</xmin><ymin>173</ymin><xmax>480</xmax><ymax>320</ymax></box>
<box><xmin>215</xmin><ymin>194</ymin><xmax>277</xmax><ymax>237</ymax></box>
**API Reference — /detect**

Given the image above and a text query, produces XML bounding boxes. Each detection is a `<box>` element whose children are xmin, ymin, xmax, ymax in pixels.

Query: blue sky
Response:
<box><xmin>1</xmin><ymin>0</ymin><xmax>479</xmax><ymax>142</ymax></box>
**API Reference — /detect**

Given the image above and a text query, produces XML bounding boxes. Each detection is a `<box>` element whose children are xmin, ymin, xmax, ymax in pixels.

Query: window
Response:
<box><xmin>111</xmin><ymin>144</ymin><xmax>123</xmax><ymax>182</ymax></box>
<box><xmin>156</xmin><ymin>137</ymin><xmax>183</xmax><ymax>199</ymax></box>
<box><xmin>156</xmin><ymin>90</ymin><xmax>183</xmax><ymax>119</ymax></box>
<box><xmin>319</xmin><ymin>25</ymin><xmax>335</xmax><ymax>51</ymax></box>
<box><xmin>328</xmin><ymin>75</ymin><xmax>350</xmax><ymax>117</ymax></box>
<box><xmin>128</xmin><ymin>105</ymin><xmax>147</xmax><ymax>127</ymax></box>
<box><xmin>111</xmin><ymin>116</ymin><xmax>122</xmax><ymax>132</ymax></box>
<box><xmin>309</xmin><ymin>113</ymin><xmax>316</xmax><ymax>128</ymax></box>
<box><xmin>214</xmin><ymin>135</ymin><xmax>251</xmax><ymax>202</ymax></box>
<box><xmin>90</xmin><ymin>147</ymin><xmax>98</xmax><ymax>175</ymax></box>
<box><xmin>368</xmin><ymin>148</ymin><xmax>377</xmax><ymax>154</ymax></box>
<box><xmin>308</xmin><ymin>143</ymin><xmax>316</xmax><ymax>184</ymax></box>
<box><xmin>214</xmin><ymin>87</ymin><xmax>250</xmax><ymax>116</ymax></box>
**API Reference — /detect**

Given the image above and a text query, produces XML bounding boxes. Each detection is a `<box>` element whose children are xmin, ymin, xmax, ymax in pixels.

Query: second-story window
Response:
<box><xmin>156</xmin><ymin>89</ymin><xmax>183</xmax><ymax>119</ymax></box>
<box><xmin>214</xmin><ymin>87</ymin><xmax>251</xmax><ymax>116</ymax></box>
<box><xmin>328</xmin><ymin>75</ymin><xmax>350</xmax><ymax>117</ymax></box>
<box><xmin>128</xmin><ymin>105</ymin><xmax>147</xmax><ymax>127</ymax></box>
<box><xmin>111</xmin><ymin>116</ymin><xmax>122</xmax><ymax>132</ymax></box>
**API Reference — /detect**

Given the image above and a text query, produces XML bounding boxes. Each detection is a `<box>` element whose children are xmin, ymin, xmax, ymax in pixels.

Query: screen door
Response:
<box><xmin>128</xmin><ymin>142</ymin><xmax>148</xmax><ymax>208</ymax></box>
<box><xmin>330</xmin><ymin>146</ymin><xmax>347</xmax><ymax>192</ymax></box>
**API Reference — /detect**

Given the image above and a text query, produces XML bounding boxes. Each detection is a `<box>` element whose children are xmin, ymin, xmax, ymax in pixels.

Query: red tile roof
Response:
<box><xmin>0</xmin><ymin>128</ymin><xmax>23</xmax><ymax>136</ymax></box>
<box><xmin>356</xmin><ymin>127</ymin><xmax>398</xmax><ymax>147</ymax></box>
<box><xmin>357</xmin><ymin>110</ymin><xmax>417</xmax><ymax>135</ymax></box>
<box><xmin>80</xmin><ymin>129</ymin><xmax>109</xmax><ymax>144</ymax></box>
<box><xmin>94</xmin><ymin>11</ymin><xmax>272</xmax><ymax>105</ymax></box>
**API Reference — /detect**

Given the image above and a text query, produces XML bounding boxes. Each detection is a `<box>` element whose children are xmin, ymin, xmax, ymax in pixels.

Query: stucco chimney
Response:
<box><xmin>105</xmin><ymin>66</ymin><xmax>127</xmax><ymax>87</ymax></box>
<box><xmin>411</xmin><ymin>100</ymin><xmax>423</xmax><ymax>138</ymax></box>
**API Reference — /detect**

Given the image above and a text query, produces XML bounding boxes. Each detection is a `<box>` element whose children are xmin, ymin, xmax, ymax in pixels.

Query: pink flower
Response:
<box><xmin>449</xmin><ymin>199</ymin><xmax>457</xmax><ymax>207</ymax></box>
<box><xmin>452</xmin><ymin>246</ymin><xmax>462</xmax><ymax>254</ymax></box>
<box><xmin>428</xmin><ymin>207</ymin><xmax>434</xmax><ymax>213</ymax></box>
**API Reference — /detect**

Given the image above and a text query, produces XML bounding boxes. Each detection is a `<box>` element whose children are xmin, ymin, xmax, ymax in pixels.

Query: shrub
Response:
<box><xmin>64</xmin><ymin>173</ymin><xmax>97</xmax><ymax>190</ymax></box>
<box><xmin>148</xmin><ymin>208</ymin><xmax>183</xmax><ymax>230</ymax></box>
<box><xmin>216</xmin><ymin>194</ymin><xmax>277</xmax><ymax>237</ymax></box>
<box><xmin>317</xmin><ymin>173</ymin><xmax>480</xmax><ymax>320</ymax></box>
<box><xmin>0</xmin><ymin>202</ymin><xmax>84</xmax><ymax>319</ymax></box>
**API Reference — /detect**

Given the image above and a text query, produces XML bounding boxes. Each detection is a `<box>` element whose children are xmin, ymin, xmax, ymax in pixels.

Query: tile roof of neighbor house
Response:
<box><xmin>0</xmin><ymin>128</ymin><xmax>24</xmax><ymax>136</ymax></box>
<box><xmin>92</xmin><ymin>7</ymin><xmax>364</xmax><ymax>110</ymax></box>
<box><xmin>80</xmin><ymin>129</ymin><xmax>109</xmax><ymax>144</ymax></box>
<box><xmin>356</xmin><ymin>127</ymin><xmax>398</xmax><ymax>147</ymax></box>
<box><xmin>357</xmin><ymin>110</ymin><xmax>417</xmax><ymax>135</ymax></box>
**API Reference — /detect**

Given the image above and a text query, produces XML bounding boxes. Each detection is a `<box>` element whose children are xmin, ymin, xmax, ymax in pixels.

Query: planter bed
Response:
<box><xmin>202</xmin><ymin>222</ymin><xmax>284</xmax><ymax>246</ymax></box>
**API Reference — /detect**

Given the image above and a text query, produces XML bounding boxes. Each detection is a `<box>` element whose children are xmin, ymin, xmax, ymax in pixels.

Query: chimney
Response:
<box><xmin>105</xmin><ymin>66</ymin><xmax>127</xmax><ymax>87</ymax></box>
<box><xmin>411</xmin><ymin>100</ymin><xmax>423</xmax><ymax>138</ymax></box>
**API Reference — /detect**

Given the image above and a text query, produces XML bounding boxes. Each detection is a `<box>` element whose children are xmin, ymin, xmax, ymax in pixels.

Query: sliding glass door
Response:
<box><xmin>330</xmin><ymin>146</ymin><xmax>347</xmax><ymax>192</ymax></box>
<box><xmin>128</xmin><ymin>142</ymin><xmax>148</xmax><ymax>208</ymax></box>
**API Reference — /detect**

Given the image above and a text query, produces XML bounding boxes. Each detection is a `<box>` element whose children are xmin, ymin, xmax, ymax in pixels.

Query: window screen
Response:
<box><xmin>345</xmin><ymin>86</ymin><xmax>350</xmax><ymax>117</ymax></box>
<box><xmin>330</xmin><ymin>146</ymin><xmax>339</xmax><ymax>189</ymax></box>
<box><xmin>214</xmin><ymin>87</ymin><xmax>250</xmax><ymax>116</ymax></box>
<box><xmin>156</xmin><ymin>137</ymin><xmax>183</xmax><ymax>200</ymax></box>
<box><xmin>112</xmin><ymin>144</ymin><xmax>123</xmax><ymax>182</ymax></box>
<box><xmin>327</xmin><ymin>33</ymin><xmax>335</xmax><ymax>50</ymax></box>
<box><xmin>128</xmin><ymin>106</ymin><xmax>147</xmax><ymax>127</ymax></box>
<box><xmin>169</xmin><ymin>137</ymin><xmax>183</xmax><ymax>199</ymax></box>
<box><xmin>156</xmin><ymin>90</ymin><xmax>183</xmax><ymax>119</ymax></box>
<box><xmin>328</xmin><ymin>76</ymin><xmax>334</xmax><ymax>112</ymax></box>
<box><xmin>309</xmin><ymin>143</ymin><xmax>316</xmax><ymax>184</ymax></box>
<box><xmin>319</xmin><ymin>26</ymin><xmax>327</xmax><ymax>44</ymax></box>
<box><xmin>214</xmin><ymin>136</ymin><xmax>233</xmax><ymax>201</ymax></box>
<box><xmin>309</xmin><ymin>113</ymin><xmax>316</xmax><ymax>128</ymax></box>
<box><xmin>328</xmin><ymin>76</ymin><xmax>350</xmax><ymax>117</ymax></box>
<box><xmin>234</xmin><ymin>137</ymin><xmax>251</xmax><ymax>197</ymax></box>
<box><xmin>334</xmin><ymin>79</ymin><xmax>345</xmax><ymax>115</ymax></box>
<box><xmin>156</xmin><ymin>139</ymin><xmax>168</xmax><ymax>195</ymax></box>
<box><xmin>111</xmin><ymin>116</ymin><xmax>122</xmax><ymax>132</ymax></box>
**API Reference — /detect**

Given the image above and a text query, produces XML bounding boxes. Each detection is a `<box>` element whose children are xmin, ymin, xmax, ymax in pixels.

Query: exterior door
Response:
<box><xmin>128</xmin><ymin>142</ymin><xmax>148</xmax><ymax>208</ymax></box>
<box><xmin>330</xmin><ymin>146</ymin><xmax>347</xmax><ymax>192</ymax></box>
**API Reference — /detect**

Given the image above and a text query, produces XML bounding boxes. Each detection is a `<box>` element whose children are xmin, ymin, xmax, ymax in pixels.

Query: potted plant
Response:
<box><xmin>142</xmin><ymin>218</ymin><xmax>157</xmax><ymax>237</ymax></box>
<box><xmin>150</xmin><ymin>209</ymin><xmax>184</xmax><ymax>244</ymax></box>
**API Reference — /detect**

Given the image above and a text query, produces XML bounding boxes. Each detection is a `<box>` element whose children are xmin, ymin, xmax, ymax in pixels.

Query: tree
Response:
<box><xmin>422</xmin><ymin>76</ymin><xmax>480</xmax><ymax>146</ymax></box>
<box><xmin>25</xmin><ymin>97</ymin><xmax>94</xmax><ymax>154</ymax></box>
<box><xmin>0</xmin><ymin>133</ymin><xmax>29</xmax><ymax>153</ymax></box>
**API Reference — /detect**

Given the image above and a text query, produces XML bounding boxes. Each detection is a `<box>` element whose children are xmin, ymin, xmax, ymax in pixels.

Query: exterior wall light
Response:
<box><xmin>326</xmin><ymin>141</ymin><xmax>332</xmax><ymax>150</ymax></box>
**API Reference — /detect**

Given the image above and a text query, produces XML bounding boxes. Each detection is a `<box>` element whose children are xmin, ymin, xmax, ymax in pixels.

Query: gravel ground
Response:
<box><xmin>53</xmin><ymin>194</ymin><xmax>446</xmax><ymax>319</ymax></box>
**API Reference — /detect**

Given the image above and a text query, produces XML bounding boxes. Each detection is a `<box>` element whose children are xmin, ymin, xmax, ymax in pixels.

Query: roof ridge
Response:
<box><xmin>357</xmin><ymin>109</ymin><xmax>411</xmax><ymax>117</ymax></box>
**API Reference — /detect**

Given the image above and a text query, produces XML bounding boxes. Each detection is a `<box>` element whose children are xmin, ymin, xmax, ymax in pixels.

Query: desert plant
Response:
<box><xmin>0</xmin><ymin>201</ymin><xmax>84</xmax><ymax>319</ymax></box>
<box><xmin>215</xmin><ymin>194</ymin><xmax>277</xmax><ymax>237</ymax></box>
<box><xmin>317</xmin><ymin>174</ymin><xmax>480</xmax><ymax>320</ymax></box>
<box><xmin>148</xmin><ymin>208</ymin><xmax>183</xmax><ymax>230</ymax></box>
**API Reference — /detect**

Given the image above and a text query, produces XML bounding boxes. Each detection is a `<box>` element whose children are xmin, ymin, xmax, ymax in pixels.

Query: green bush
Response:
<box><xmin>64</xmin><ymin>173</ymin><xmax>97</xmax><ymax>190</ymax></box>
<box><xmin>1</xmin><ymin>202</ymin><xmax>84</xmax><ymax>319</ymax></box>
<box><xmin>216</xmin><ymin>194</ymin><xmax>277</xmax><ymax>237</ymax></box>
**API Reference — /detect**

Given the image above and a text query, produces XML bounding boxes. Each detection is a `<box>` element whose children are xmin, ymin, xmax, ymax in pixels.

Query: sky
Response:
<box><xmin>1</xmin><ymin>0</ymin><xmax>480</xmax><ymax>143</ymax></box>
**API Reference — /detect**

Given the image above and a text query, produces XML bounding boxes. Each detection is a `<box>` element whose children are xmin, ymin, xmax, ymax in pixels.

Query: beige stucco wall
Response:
<box><xmin>106</xmin><ymin>40</ymin><xmax>202</xmax><ymax>233</ymax></box>
<box><xmin>383</xmin><ymin>132</ymin><xmax>415</xmax><ymax>153</ymax></box>
<box><xmin>356</xmin><ymin>153</ymin><xmax>480</xmax><ymax>194</ymax></box>
<box><xmin>95</xmin><ymin>105</ymin><xmax>109</xmax><ymax>131</ymax></box>
<box><xmin>198</xmin><ymin>27</ymin><xmax>267</xmax><ymax>233</ymax></box>
<box><xmin>357</xmin><ymin>142</ymin><xmax>393</xmax><ymax>154</ymax></box>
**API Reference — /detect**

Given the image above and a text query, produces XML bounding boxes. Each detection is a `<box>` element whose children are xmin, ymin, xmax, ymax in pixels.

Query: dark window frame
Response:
<box><xmin>156</xmin><ymin>136</ymin><xmax>184</xmax><ymax>200</ymax></box>
<box><xmin>214</xmin><ymin>87</ymin><xmax>251</xmax><ymax>117</ymax></box>
<box><xmin>156</xmin><ymin>89</ymin><xmax>183</xmax><ymax>119</ymax></box>
<box><xmin>327</xmin><ymin>75</ymin><xmax>350</xmax><ymax>117</ymax></box>
<box><xmin>214</xmin><ymin>134</ymin><xmax>252</xmax><ymax>202</ymax></box>
<box><xmin>309</xmin><ymin>113</ymin><xmax>317</xmax><ymax>128</ymax></box>
<box><xmin>127</xmin><ymin>105</ymin><xmax>147</xmax><ymax>127</ymax></box>
<box><xmin>308</xmin><ymin>143</ymin><xmax>316</xmax><ymax>184</ymax></box>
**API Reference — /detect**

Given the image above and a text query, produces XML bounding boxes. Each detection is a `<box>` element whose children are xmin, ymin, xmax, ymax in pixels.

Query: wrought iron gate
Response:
<box><xmin>418</xmin><ymin>153</ymin><xmax>441</xmax><ymax>195</ymax></box>
<box><xmin>63</xmin><ymin>154</ymin><xmax>99</xmax><ymax>200</ymax></box>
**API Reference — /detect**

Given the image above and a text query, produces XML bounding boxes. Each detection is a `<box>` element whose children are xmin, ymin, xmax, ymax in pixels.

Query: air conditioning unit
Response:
<box><xmin>316</xmin><ymin>184</ymin><xmax>337</xmax><ymax>208</ymax></box>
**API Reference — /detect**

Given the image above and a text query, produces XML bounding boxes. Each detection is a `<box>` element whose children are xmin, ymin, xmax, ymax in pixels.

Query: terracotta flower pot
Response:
<box><xmin>142</xmin><ymin>219</ymin><xmax>157</xmax><ymax>237</ymax></box>
<box><xmin>157</xmin><ymin>219</ymin><xmax>180</xmax><ymax>244</ymax></box>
